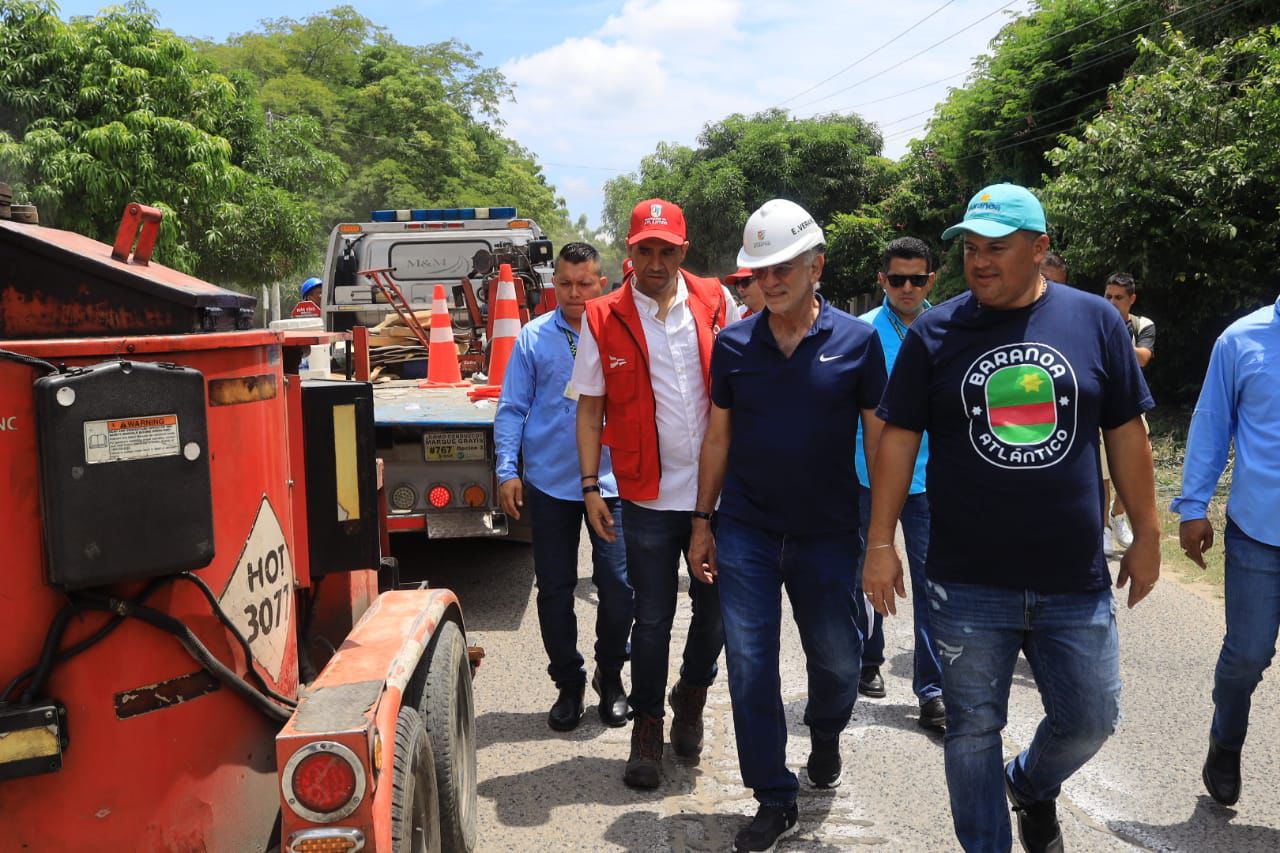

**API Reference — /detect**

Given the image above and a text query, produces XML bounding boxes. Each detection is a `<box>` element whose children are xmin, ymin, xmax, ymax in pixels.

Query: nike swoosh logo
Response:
<box><xmin>818</xmin><ymin>353</ymin><xmax>843</xmax><ymax>363</ymax></box>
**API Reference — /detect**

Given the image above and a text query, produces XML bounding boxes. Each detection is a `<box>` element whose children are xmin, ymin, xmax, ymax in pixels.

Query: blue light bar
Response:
<box><xmin>370</xmin><ymin>206</ymin><xmax>519</xmax><ymax>222</ymax></box>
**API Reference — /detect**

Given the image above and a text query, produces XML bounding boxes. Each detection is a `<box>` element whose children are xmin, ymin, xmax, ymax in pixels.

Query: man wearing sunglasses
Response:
<box><xmin>852</xmin><ymin>237</ymin><xmax>945</xmax><ymax>733</ymax></box>
<box><xmin>725</xmin><ymin>267</ymin><xmax>765</xmax><ymax>318</ymax></box>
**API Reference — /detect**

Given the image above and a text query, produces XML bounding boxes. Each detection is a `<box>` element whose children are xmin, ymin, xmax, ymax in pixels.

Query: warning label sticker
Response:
<box><xmin>84</xmin><ymin>414</ymin><xmax>180</xmax><ymax>465</ymax></box>
<box><xmin>220</xmin><ymin>496</ymin><xmax>294</xmax><ymax>683</ymax></box>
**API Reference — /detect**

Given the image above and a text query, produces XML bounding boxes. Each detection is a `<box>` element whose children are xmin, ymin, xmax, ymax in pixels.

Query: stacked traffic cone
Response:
<box><xmin>421</xmin><ymin>284</ymin><xmax>469</xmax><ymax>388</ymax></box>
<box><xmin>468</xmin><ymin>264</ymin><xmax>520</xmax><ymax>400</ymax></box>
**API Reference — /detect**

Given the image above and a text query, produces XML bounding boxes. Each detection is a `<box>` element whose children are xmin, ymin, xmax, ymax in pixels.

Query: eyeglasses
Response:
<box><xmin>752</xmin><ymin>262</ymin><xmax>800</xmax><ymax>283</ymax></box>
<box><xmin>885</xmin><ymin>273</ymin><xmax>931</xmax><ymax>288</ymax></box>
<box><xmin>732</xmin><ymin>277</ymin><xmax>754</xmax><ymax>289</ymax></box>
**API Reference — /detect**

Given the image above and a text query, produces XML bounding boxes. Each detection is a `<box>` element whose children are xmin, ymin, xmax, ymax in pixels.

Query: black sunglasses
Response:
<box><xmin>885</xmin><ymin>273</ymin><xmax>931</xmax><ymax>288</ymax></box>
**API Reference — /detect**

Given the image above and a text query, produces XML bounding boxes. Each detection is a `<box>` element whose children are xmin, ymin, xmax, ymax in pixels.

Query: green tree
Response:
<box><xmin>196</xmin><ymin>7</ymin><xmax>567</xmax><ymax>237</ymax></box>
<box><xmin>603</xmin><ymin>110</ymin><xmax>889</xmax><ymax>303</ymax></box>
<box><xmin>0</xmin><ymin>0</ymin><xmax>341</xmax><ymax>284</ymax></box>
<box><xmin>1042</xmin><ymin>27</ymin><xmax>1280</xmax><ymax>400</ymax></box>
<box><xmin>893</xmin><ymin>0</ymin><xmax>1273</xmax><ymax>273</ymax></box>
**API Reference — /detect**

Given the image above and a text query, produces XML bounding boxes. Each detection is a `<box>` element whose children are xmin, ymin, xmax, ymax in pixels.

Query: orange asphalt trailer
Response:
<box><xmin>0</xmin><ymin>204</ymin><xmax>478</xmax><ymax>852</ymax></box>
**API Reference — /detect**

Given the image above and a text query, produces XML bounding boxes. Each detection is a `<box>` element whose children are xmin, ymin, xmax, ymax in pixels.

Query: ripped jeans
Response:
<box><xmin>926</xmin><ymin>581</ymin><xmax>1121</xmax><ymax>853</ymax></box>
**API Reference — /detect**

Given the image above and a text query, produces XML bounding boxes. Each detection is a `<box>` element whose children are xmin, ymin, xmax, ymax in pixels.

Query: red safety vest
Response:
<box><xmin>584</xmin><ymin>272</ymin><xmax>726</xmax><ymax>502</ymax></box>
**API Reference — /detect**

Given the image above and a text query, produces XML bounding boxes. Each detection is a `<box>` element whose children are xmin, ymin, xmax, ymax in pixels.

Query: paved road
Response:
<box><xmin>401</xmin><ymin>533</ymin><xmax>1280</xmax><ymax>852</ymax></box>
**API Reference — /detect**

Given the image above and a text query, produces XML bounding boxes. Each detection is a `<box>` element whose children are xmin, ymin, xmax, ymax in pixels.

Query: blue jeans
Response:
<box><xmin>854</xmin><ymin>487</ymin><xmax>942</xmax><ymax>700</ymax></box>
<box><xmin>527</xmin><ymin>485</ymin><xmax>632</xmax><ymax>689</ymax></box>
<box><xmin>621</xmin><ymin>502</ymin><xmax>722</xmax><ymax>718</ymax></box>
<box><xmin>927</xmin><ymin>581</ymin><xmax>1120</xmax><ymax>853</ymax></box>
<box><xmin>716</xmin><ymin>516</ymin><xmax>863</xmax><ymax>807</ymax></box>
<box><xmin>1211</xmin><ymin>517</ymin><xmax>1280</xmax><ymax>751</ymax></box>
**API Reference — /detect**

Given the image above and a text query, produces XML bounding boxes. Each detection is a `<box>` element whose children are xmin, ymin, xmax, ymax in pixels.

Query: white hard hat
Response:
<box><xmin>737</xmin><ymin>199</ymin><xmax>824</xmax><ymax>268</ymax></box>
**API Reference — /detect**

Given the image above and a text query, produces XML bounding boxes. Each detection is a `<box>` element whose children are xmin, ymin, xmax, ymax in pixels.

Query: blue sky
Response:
<box><xmin>54</xmin><ymin>1</ymin><xmax>1031</xmax><ymax>226</ymax></box>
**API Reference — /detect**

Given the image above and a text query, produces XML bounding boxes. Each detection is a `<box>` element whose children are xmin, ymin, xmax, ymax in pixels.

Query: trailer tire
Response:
<box><xmin>421</xmin><ymin>620</ymin><xmax>477</xmax><ymax>853</ymax></box>
<box><xmin>391</xmin><ymin>706</ymin><xmax>442</xmax><ymax>853</ymax></box>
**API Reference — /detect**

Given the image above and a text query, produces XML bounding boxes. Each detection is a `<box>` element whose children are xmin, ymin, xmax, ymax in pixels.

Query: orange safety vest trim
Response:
<box><xmin>584</xmin><ymin>272</ymin><xmax>726</xmax><ymax>502</ymax></box>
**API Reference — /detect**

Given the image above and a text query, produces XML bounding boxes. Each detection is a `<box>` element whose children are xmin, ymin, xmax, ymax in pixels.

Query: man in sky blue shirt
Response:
<box><xmin>853</xmin><ymin>236</ymin><xmax>945</xmax><ymax>732</ymax></box>
<box><xmin>495</xmin><ymin>242</ymin><xmax>632</xmax><ymax>733</ymax></box>
<box><xmin>1172</xmin><ymin>294</ymin><xmax>1280</xmax><ymax>808</ymax></box>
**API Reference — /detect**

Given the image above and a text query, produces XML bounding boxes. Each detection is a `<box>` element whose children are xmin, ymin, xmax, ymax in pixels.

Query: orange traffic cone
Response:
<box><xmin>421</xmin><ymin>283</ymin><xmax>469</xmax><ymax>388</ymax></box>
<box><xmin>469</xmin><ymin>264</ymin><xmax>520</xmax><ymax>400</ymax></box>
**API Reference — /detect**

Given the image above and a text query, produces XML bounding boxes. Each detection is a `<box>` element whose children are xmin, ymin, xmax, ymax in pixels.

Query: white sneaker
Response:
<box><xmin>1103</xmin><ymin>526</ymin><xmax>1117</xmax><ymax>557</ymax></box>
<box><xmin>1111</xmin><ymin>513</ymin><xmax>1134</xmax><ymax>550</ymax></box>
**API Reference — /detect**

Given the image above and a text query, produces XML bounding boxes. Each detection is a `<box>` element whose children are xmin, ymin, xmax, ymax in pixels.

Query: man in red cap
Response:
<box><xmin>573</xmin><ymin>198</ymin><xmax>739</xmax><ymax>789</ymax></box>
<box><xmin>725</xmin><ymin>268</ymin><xmax>764</xmax><ymax>318</ymax></box>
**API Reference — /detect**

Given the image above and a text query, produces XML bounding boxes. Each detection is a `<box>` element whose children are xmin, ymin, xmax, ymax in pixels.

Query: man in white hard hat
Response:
<box><xmin>573</xmin><ymin>198</ymin><xmax>739</xmax><ymax>790</ymax></box>
<box><xmin>864</xmin><ymin>183</ymin><xmax>1159</xmax><ymax>852</ymax></box>
<box><xmin>688</xmin><ymin>199</ymin><xmax>886</xmax><ymax>852</ymax></box>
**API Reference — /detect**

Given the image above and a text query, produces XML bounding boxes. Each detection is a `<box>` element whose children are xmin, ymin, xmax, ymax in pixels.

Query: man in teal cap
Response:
<box><xmin>863</xmin><ymin>183</ymin><xmax>1160</xmax><ymax>852</ymax></box>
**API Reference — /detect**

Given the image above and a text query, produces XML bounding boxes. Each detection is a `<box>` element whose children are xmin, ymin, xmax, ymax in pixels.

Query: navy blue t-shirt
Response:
<box><xmin>712</xmin><ymin>296</ymin><xmax>886</xmax><ymax>536</ymax></box>
<box><xmin>878</xmin><ymin>283</ymin><xmax>1154</xmax><ymax>592</ymax></box>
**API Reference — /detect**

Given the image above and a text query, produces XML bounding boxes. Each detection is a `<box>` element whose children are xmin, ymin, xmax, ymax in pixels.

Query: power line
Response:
<box><xmin>947</xmin><ymin>0</ymin><xmax>1268</xmax><ymax>159</ymax></box>
<box><xmin>876</xmin><ymin>0</ymin><xmax>1260</xmax><ymax>152</ymax></box>
<box><xmin>791</xmin><ymin>0</ymin><xmax>1025</xmax><ymax>112</ymax></box>
<box><xmin>774</xmin><ymin>0</ymin><xmax>958</xmax><ymax>108</ymax></box>
<box><xmin>792</xmin><ymin>0</ymin><xmax>1172</xmax><ymax>120</ymax></box>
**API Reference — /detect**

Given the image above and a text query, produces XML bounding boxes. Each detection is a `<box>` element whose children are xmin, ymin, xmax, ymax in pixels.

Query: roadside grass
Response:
<box><xmin>1147</xmin><ymin>407</ymin><xmax>1230</xmax><ymax>594</ymax></box>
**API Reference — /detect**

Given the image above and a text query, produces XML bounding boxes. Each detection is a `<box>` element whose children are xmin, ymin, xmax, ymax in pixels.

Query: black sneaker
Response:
<box><xmin>733</xmin><ymin>803</ymin><xmax>799</xmax><ymax>852</ymax></box>
<box><xmin>858</xmin><ymin>665</ymin><xmax>886</xmax><ymax>698</ymax></box>
<box><xmin>1004</xmin><ymin>762</ymin><xmax>1064</xmax><ymax>853</ymax></box>
<box><xmin>806</xmin><ymin>728</ymin><xmax>842</xmax><ymax>788</ymax></box>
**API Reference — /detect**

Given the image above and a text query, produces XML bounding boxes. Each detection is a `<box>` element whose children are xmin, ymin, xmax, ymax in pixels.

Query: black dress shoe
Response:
<box><xmin>858</xmin><ymin>665</ymin><xmax>886</xmax><ymax>698</ymax></box>
<box><xmin>547</xmin><ymin>683</ymin><xmax>585</xmax><ymax>732</ymax></box>
<box><xmin>1203</xmin><ymin>739</ymin><xmax>1241</xmax><ymax>806</ymax></box>
<box><xmin>592</xmin><ymin>668</ymin><xmax>629</xmax><ymax>727</ymax></box>
<box><xmin>919</xmin><ymin>696</ymin><xmax>946</xmax><ymax>731</ymax></box>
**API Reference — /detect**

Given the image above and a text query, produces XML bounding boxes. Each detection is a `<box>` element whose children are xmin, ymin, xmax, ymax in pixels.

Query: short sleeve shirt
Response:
<box><xmin>1128</xmin><ymin>314</ymin><xmax>1156</xmax><ymax>354</ymax></box>
<box><xmin>878</xmin><ymin>284</ymin><xmax>1154</xmax><ymax>592</ymax></box>
<box><xmin>711</xmin><ymin>296</ymin><xmax>886</xmax><ymax>535</ymax></box>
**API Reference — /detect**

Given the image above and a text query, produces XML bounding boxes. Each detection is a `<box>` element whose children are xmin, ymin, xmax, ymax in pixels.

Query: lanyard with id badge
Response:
<box><xmin>562</xmin><ymin>326</ymin><xmax>580</xmax><ymax>401</ymax></box>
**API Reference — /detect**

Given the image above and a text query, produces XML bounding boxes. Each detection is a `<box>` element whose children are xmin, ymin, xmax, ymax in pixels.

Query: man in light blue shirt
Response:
<box><xmin>495</xmin><ymin>242</ymin><xmax>633</xmax><ymax>733</ymax></box>
<box><xmin>1172</xmin><ymin>294</ymin><xmax>1280</xmax><ymax>807</ymax></box>
<box><xmin>853</xmin><ymin>236</ymin><xmax>945</xmax><ymax>731</ymax></box>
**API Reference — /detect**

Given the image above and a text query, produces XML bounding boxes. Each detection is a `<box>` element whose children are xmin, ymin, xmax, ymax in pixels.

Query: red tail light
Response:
<box><xmin>282</xmin><ymin>742</ymin><xmax>366</xmax><ymax>822</ymax></box>
<box><xmin>427</xmin><ymin>484</ymin><xmax>453</xmax><ymax>508</ymax></box>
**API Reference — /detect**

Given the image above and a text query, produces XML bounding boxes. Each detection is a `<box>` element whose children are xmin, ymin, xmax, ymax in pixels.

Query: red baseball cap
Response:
<box><xmin>627</xmin><ymin>198</ymin><xmax>686</xmax><ymax>246</ymax></box>
<box><xmin>724</xmin><ymin>267</ymin><xmax>753</xmax><ymax>286</ymax></box>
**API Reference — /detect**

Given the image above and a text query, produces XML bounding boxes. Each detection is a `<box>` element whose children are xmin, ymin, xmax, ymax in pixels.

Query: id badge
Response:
<box><xmin>563</xmin><ymin>380</ymin><xmax>580</xmax><ymax>402</ymax></box>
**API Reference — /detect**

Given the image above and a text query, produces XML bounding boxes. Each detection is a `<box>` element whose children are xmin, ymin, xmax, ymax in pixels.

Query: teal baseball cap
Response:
<box><xmin>941</xmin><ymin>183</ymin><xmax>1047</xmax><ymax>240</ymax></box>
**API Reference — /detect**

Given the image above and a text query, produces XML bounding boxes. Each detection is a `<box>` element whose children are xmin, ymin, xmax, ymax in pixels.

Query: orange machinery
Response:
<box><xmin>0</xmin><ymin>204</ymin><xmax>478</xmax><ymax>852</ymax></box>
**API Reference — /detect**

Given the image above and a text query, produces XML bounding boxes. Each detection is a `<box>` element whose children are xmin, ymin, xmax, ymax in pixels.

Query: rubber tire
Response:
<box><xmin>390</xmin><ymin>706</ymin><xmax>443</xmax><ymax>853</ymax></box>
<box><xmin>420</xmin><ymin>621</ymin><xmax>478</xmax><ymax>853</ymax></box>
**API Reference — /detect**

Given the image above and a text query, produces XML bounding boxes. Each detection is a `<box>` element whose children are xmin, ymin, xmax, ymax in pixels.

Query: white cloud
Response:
<box><xmin>501</xmin><ymin>0</ymin><xmax>1031</xmax><ymax>226</ymax></box>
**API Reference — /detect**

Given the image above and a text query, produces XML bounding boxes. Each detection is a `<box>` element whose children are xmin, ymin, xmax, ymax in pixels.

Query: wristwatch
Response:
<box><xmin>691</xmin><ymin>511</ymin><xmax>714</xmax><ymax>521</ymax></box>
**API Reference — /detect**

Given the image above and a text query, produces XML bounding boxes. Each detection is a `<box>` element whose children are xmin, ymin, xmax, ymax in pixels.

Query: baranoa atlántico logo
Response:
<box><xmin>962</xmin><ymin>342</ymin><xmax>1078</xmax><ymax>469</ymax></box>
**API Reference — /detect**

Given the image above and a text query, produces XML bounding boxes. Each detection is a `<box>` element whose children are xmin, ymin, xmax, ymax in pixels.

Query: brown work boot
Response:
<box><xmin>623</xmin><ymin>713</ymin><xmax>664</xmax><ymax>789</ymax></box>
<box><xmin>668</xmin><ymin>681</ymin><xmax>707</xmax><ymax>760</ymax></box>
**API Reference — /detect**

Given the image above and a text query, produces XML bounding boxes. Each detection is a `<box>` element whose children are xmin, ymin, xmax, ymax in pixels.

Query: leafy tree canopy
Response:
<box><xmin>195</xmin><ymin>5</ymin><xmax>569</xmax><ymax>253</ymax></box>
<box><xmin>0</xmin><ymin>0</ymin><xmax>341</xmax><ymax>283</ymax></box>
<box><xmin>1043</xmin><ymin>26</ymin><xmax>1280</xmax><ymax>397</ymax></box>
<box><xmin>603</xmin><ymin>109</ymin><xmax>892</xmax><ymax>304</ymax></box>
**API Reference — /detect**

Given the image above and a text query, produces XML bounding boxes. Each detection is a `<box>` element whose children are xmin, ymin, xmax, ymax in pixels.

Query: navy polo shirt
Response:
<box><xmin>710</xmin><ymin>296</ymin><xmax>886</xmax><ymax>536</ymax></box>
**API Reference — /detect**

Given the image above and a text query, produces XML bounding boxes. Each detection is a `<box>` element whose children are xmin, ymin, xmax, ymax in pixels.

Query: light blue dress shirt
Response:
<box><xmin>855</xmin><ymin>299</ymin><xmax>930</xmax><ymax>494</ymax></box>
<box><xmin>1171</xmin><ymin>296</ymin><xmax>1280</xmax><ymax>546</ymax></box>
<box><xmin>494</xmin><ymin>308</ymin><xmax>617</xmax><ymax>502</ymax></box>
